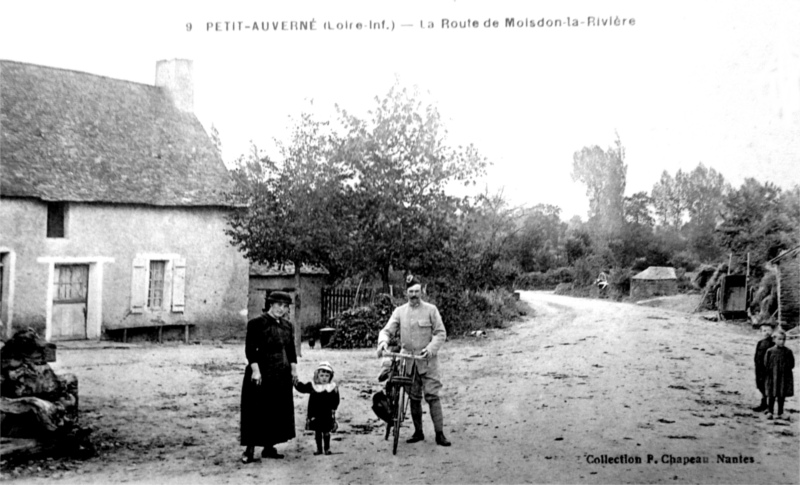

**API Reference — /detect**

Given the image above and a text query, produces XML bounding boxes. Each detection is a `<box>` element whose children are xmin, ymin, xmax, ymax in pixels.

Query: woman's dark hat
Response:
<box><xmin>267</xmin><ymin>291</ymin><xmax>292</xmax><ymax>305</ymax></box>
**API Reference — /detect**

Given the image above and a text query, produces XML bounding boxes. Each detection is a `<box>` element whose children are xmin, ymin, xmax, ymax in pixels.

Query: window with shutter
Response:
<box><xmin>148</xmin><ymin>261</ymin><xmax>167</xmax><ymax>309</ymax></box>
<box><xmin>171</xmin><ymin>258</ymin><xmax>186</xmax><ymax>313</ymax></box>
<box><xmin>131</xmin><ymin>255</ymin><xmax>187</xmax><ymax>314</ymax></box>
<box><xmin>130</xmin><ymin>258</ymin><xmax>147</xmax><ymax>313</ymax></box>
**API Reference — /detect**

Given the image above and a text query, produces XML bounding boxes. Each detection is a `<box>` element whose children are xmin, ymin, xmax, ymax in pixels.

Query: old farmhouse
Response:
<box><xmin>0</xmin><ymin>59</ymin><xmax>249</xmax><ymax>342</ymax></box>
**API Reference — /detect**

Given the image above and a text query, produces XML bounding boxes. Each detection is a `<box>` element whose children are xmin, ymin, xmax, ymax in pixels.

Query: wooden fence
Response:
<box><xmin>320</xmin><ymin>287</ymin><xmax>374</xmax><ymax>325</ymax></box>
<box><xmin>320</xmin><ymin>284</ymin><xmax>407</xmax><ymax>325</ymax></box>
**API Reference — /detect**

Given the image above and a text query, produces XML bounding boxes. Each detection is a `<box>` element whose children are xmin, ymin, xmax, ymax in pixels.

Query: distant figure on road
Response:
<box><xmin>764</xmin><ymin>329</ymin><xmax>794</xmax><ymax>421</ymax></box>
<box><xmin>377</xmin><ymin>275</ymin><xmax>451</xmax><ymax>446</ymax></box>
<box><xmin>240</xmin><ymin>291</ymin><xmax>298</xmax><ymax>463</ymax></box>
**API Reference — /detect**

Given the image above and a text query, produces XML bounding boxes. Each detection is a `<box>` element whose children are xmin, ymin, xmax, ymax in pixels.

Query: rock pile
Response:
<box><xmin>0</xmin><ymin>329</ymin><xmax>92</xmax><ymax>461</ymax></box>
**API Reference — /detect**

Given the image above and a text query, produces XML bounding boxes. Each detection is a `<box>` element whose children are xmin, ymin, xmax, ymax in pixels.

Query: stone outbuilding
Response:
<box><xmin>630</xmin><ymin>266</ymin><xmax>678</xmax><ymax>299</ymax></box>
<box><xmin>247</xmin><ymin>263</ymin><xmax>329</xmax><ymax>337</ymax></box>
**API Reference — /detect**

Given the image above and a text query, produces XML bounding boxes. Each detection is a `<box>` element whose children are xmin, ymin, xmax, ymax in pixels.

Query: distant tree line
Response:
<box><xmin>223</xmin><ymin>83</ymin><xmax>800</xmax><ymax>331</ymax></box>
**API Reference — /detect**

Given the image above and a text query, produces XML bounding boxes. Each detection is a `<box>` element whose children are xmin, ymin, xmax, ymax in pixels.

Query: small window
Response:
<box><xmin>55</xmin><ymin>265</ymin><xmax>89</xmax><ymax>303</ymax></box>
<box><xmin>47</xmin><ymin>202</ymin><xmax>67</xmax><ymax>238</ymax></box>
<box><xmin>148</xmin><ymin>261</ymin><xmax>167</xmax><ymax>309</ymax></box>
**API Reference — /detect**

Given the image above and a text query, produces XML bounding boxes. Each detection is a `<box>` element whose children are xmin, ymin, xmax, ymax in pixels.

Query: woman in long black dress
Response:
<box><xmin>240</xmin><ymin>291</ymin><xmax>298</xmax><ymax>463</ymax></box>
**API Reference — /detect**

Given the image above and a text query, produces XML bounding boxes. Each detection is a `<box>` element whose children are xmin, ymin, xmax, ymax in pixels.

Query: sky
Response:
<box><xmin>2</xmin><ymin>0</ymin><xmax>798</xmax><ymax>220</ymax></box>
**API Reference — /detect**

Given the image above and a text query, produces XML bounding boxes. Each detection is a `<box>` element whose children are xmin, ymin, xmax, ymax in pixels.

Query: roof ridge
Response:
<box><xmin>0</xmin><ymin>59</ymin><xmax>157</xmax><ymax>89</ymax></box>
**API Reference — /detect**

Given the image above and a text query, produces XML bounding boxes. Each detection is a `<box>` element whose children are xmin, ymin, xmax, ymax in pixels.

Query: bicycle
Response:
<box><xmin>379</xmin><ymin>350</ymin><xmax>426</xmax><ymax>455</ymax></box>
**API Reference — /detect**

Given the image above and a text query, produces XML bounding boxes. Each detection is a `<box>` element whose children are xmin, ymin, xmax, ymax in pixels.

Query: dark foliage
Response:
<box><xmin>326</xmin><ymin>294</ymin><xmax>398</xmax><ymax>349</ymax></box>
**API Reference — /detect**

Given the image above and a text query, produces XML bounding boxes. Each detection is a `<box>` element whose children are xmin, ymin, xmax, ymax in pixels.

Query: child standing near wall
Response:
<box><xmin>295</xmin><ymin>362</ymin><xmax>340</xmax><ymax>455</ymax></box>
<box><xmin>764</xmin><ymin>330</ymin><xmax>795</xmax><ymax>421</ymax></box>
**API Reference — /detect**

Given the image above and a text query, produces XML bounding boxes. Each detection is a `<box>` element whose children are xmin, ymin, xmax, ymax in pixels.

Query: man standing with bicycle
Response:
<box><xmin>377</xmin><ymin>275</ymin><xmax>452</xmax><ymax>446</ymax></box>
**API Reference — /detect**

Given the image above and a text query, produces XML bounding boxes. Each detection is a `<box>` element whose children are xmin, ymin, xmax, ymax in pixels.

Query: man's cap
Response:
<box><xmin>406</xmin><ymin>274</ymin><xmax>421</xmax><ymax>289</ymax></box>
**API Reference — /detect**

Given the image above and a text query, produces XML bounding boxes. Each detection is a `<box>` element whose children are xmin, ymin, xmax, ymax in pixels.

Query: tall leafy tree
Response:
<box><xmin>716</xmin><ymin>178</ymin><xmax>798</xmax><ymax>274</ymax></box>
<box><xmin>434</xmin><ymin>190</ymin><xmax>524</xmax><ymax>289</ymax></box>
<box><xmin>609</xmin><ymin>191</ymin><xmax>656</xmax><ymax>267</ymax></box>
<box><xmin>226</xmin><ymin>114</ymin><xmax>354</xmax><ymax>354</ymax></box>
<box><xmin>508</xmin><ymin>204</ymin><xmax>566</xmax><ymax>272</ymax></box>
<box><xmin>336</xmin><ymin>84</ymin><xmax>488</xmax><ymax>285</ymax></box>
<box><xmin>651</xmin><ymin>170</ymin><xmax>688</xmax><ymax>229</ymax></box>
<box><xmin>571</xmin><ymin>136</ymin><xmax>627</xmax><ymax>242</ymax></box>
<box><xmin>683</xmin><ymin>163</ymin><xmax>728</xmax><ymax>261</ymax></box>
<box><xmin>623</xmin><ymin>191</ymin><xmax>654</xmax><ymax>227</ymax></box>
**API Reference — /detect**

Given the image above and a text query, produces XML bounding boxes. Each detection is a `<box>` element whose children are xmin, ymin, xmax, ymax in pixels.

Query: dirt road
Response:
<box><xmin>5</xmin><ymin>291</ymin><xmax>798</xmax><ymax>484</ymax></box>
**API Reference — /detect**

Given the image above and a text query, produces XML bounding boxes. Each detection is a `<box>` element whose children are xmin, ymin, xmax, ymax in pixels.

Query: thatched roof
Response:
<box><xmin>0</xmin><ymin>60</ymin><xmax>232</xmax><ymax>207</ymax></box>
<box><xmin>632</xmin><ymin>266</ymin><xmax>677</xmax><ymax>280</ymax></box>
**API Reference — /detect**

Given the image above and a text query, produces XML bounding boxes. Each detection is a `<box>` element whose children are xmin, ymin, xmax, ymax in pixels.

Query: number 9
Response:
<box><xmin>186</xmin><ymin>23</ymin><xmax>193</xmax><ymax>32</ymax></box>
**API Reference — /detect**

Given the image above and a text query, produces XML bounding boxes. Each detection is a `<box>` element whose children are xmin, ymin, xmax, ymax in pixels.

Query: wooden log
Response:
<box><xmin>2</xmin><ymin>362</ymin><xmax>59</xmax><ymax>399</ymax></box>
<box><xmin>0</xmin><ymin>396</ymin><xmax>68</xmax><ymax>437</ymax></box>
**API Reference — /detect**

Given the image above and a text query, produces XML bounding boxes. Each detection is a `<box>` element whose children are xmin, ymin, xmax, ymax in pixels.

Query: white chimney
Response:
<box><xmin>155</xmin><ymin>59</ymin><xmax>194</xmax><ymax>112</ymax></box>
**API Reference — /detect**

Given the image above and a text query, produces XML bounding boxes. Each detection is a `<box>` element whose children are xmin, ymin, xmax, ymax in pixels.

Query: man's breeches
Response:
<box><xmin>408</xmin><ymin>368</ymin><xmax>442</xmax><ymax>403</ymax></box>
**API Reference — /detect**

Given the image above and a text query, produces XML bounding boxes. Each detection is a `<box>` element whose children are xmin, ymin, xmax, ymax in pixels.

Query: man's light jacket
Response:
<box><xmin>378</xmin><ymin>300</ymin><xmax>446</xmax><ymax>377</ymax></box>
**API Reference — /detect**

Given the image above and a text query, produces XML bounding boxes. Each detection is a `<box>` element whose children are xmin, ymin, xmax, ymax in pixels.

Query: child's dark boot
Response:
<box><xmin>314</xmin><ymin>432</ymin><xmax>323</xmax><ymax>455</ymax></box>
<box><xmin>323</xmin><ymin>432</ymin><xmax>332</xmax><ymax>455</ymax></box>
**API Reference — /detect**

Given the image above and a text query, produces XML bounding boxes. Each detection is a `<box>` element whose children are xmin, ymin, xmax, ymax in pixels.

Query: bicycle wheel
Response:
<box><xmin>392</xmin><ymin>384</ymin><xmax>404</xmax><ymax>455</ymax></box>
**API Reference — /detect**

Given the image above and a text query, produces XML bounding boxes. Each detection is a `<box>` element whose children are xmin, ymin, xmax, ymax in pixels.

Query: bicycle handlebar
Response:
<box><xmin>379</xmin><ymin>350</ymin><xmax>428</xmax><ymax>360</ymax></box>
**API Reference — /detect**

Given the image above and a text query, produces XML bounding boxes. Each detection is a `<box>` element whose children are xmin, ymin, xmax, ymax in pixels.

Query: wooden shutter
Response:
<box><xmin>171</xmin><ymin>257</ymin><xmax>186</xmax><ymax>313</ymax></box>
<box><xmin>131</xmin><ymin>258</ymin><xmax>147</xmax><ymax>314</ymax></box>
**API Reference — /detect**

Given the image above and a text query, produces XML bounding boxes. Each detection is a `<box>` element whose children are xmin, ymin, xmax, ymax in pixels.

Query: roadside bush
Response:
<box><xmin>492</xmin><ymin>260</ymin><xmax>523</xmax><ymax>289</ymax></box>
<box><xmin>326</xmin><ymin>284</ymin><xmax>527</xmax><ymax>348</ymax></box>
<box><xmin>516</xmin><ymin>271</ymin><xmax>546</xmax><ymax>289</ymax></box>
<box><xmin>572</xmin><ymin>255</ymin><xmax>607</xmax><ymax>287</ymax></box>
<box><xmin>670</xmin><ymin>251</ymin><xmax>699</xmax><ymax>272</ymax></box>
<box><xmin>327</xmin><ymin>294</ymin><xmax>398</xmax><ymax>349</ymax></box>
<box><xmin>548</xmin><ymin>267</ymin><xmax>575</xmax><ymax>285</ymax></box>
<box><xmin>607</xmin><ymin>267</ymin><xmax>632</xmax><ymax>300</ymax></box>
<box><xmin>428</xmin><ymin>287</ymin><xmax>524</xmax><ymax>336</ymax></box>
<box><xmin>516</xmin><ymin>267</ymin><xmax>574</xmax><ymax>290</ymax></box>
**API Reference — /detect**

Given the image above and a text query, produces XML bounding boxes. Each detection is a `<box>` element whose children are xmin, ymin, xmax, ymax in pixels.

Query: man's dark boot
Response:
<box><xmin>406</xmin><ymin>399</ymin><xmax>424</xmax><ymax>443</ymax></box>
<box><xmin>429</xmin><ymin>398</ymin><xmax>451</xmax><ymax>446</ymax></box>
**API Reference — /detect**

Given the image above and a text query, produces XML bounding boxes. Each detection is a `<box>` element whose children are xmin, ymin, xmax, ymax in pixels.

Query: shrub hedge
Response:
<box><xmin>325</xmin><ymin>288</ymin><xmax>526</xmax><ymax>349</ymax></box>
